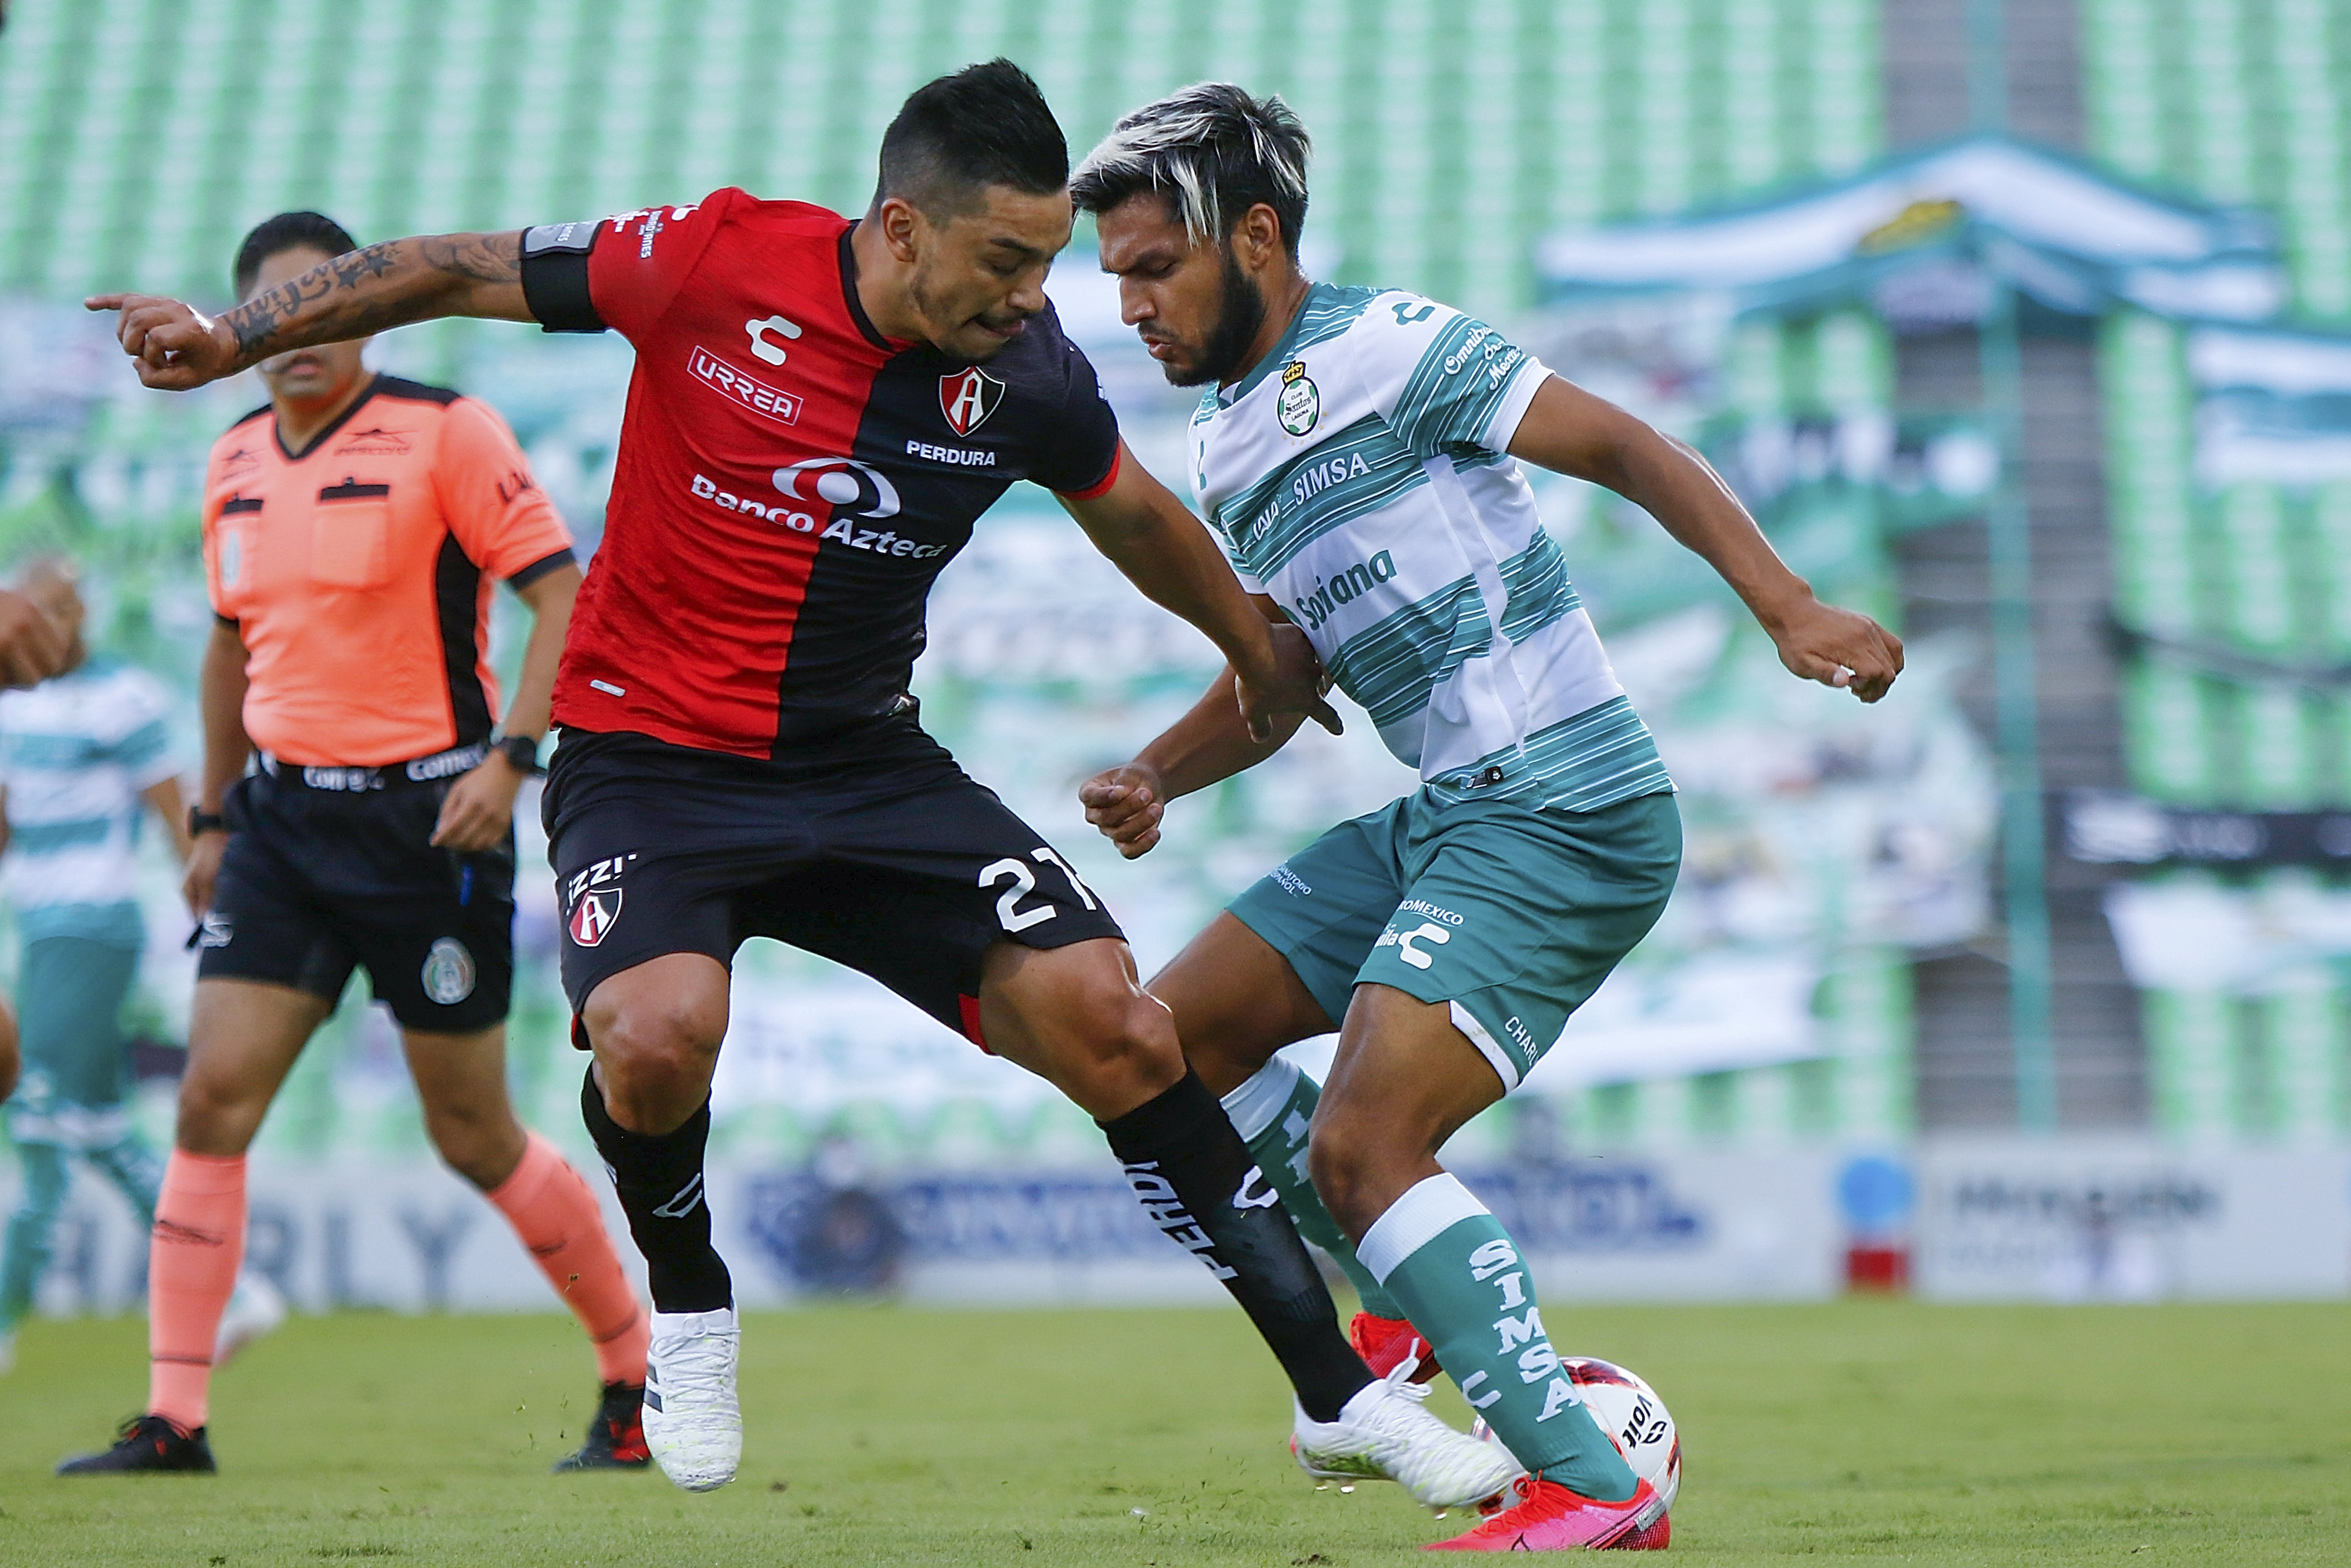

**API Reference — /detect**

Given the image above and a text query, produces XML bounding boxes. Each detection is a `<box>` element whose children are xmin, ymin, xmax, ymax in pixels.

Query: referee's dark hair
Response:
<box><xmin>233</xmin><ymin>211</ymin><xmax>359</xmax><ymax>299</ymax></box>
<box><xmin>873</xmin><ymin>59</ymin><xmax>1069</xmax><ymax>219</ymax></box>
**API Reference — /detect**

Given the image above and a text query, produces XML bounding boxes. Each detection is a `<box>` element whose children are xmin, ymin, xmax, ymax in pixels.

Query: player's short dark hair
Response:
<box><xmin>875</xmin><ymin>58</ymin><xmax>1069</xmax><ymax>219</ymax></box>
<box><xmin>233</xmin><ymin>211</ymin><xmax>358</xmax><ymax>297</ymax></box>
<box><xmin>1070</xmin><ymin>83</ymin><xmax>1311</xmax><ymax>259</ymax></box>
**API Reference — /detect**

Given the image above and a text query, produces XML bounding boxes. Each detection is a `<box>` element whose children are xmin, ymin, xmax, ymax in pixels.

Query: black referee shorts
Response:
<box><xmin>198</xmin><ymin>763</ymin><xmax>515</xmax><ymax>1033</ymax></box>
<box><xmin>542</xmin><ymin>715</ymin><xmax>1124</xmax><ymax>1049</ymax></box>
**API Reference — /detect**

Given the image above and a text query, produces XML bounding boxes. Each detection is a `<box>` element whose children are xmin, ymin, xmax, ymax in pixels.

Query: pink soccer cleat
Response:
<box><xmin>1426</xmin><ymin>1476</ymin><xmax>1669</xmax><ymax>1551</ymax></box>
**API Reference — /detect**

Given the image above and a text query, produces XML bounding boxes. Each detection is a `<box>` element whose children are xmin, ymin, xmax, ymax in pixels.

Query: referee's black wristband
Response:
<box><xmin>188</xmin><ymin>807</ymin><xmax>227</xmax><ymax>837</ymax></box>
<box><xmin>494</xmin><ymin>735</ymin><xmax>546</xmax><ymax>776</ymax></box>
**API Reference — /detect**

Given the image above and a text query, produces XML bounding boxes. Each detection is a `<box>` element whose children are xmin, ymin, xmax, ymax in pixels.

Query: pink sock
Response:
<box><xmin>488</xmin><ymin>1131</ymin><xmax>648</xmax><ymax>1386</ymax></box>
<box><xmin>147</xmin><ymin>1150</ymin><xmax>246</xmax><ymax>1433</ymax></box>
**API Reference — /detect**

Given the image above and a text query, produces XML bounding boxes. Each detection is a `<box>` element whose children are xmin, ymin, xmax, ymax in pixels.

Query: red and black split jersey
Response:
<box><xmin>521</xmin><ymin>189</ymin><xmax>1122</xmax><ymax>758</ymax></box>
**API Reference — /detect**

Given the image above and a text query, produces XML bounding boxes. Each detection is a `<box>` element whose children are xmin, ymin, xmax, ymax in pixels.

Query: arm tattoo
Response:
<box><xmin>220</xmin><ymin>232</ymin><xmax>524</xmax><ymax>364</ymax></box>
<box><xmin>418</xmin><ymin>233</ymin><xmax>522</xmax><ymax>284</ymax></box>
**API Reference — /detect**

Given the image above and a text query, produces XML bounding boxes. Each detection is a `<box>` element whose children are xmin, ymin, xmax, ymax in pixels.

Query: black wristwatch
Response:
<box><xmin>188</xmin><ymin>806</ymin><xmax>227</xmax><ymax>838</ymax></box>
<box><xmin>494</xmin><ymin>734</ymin><xmax>545</xmax><ymax>775</ymax></box>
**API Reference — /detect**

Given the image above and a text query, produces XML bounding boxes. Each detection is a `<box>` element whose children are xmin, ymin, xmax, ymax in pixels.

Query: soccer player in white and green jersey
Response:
<box><xmin>1072</xmin><ymin>86</ymin><xmax>1903</xmax><ymax>1550</ymax></box>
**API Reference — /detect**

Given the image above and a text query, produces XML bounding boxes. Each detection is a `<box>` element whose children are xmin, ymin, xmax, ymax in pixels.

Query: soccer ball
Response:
<box><xmin>1472</xmin><ymin>1356</ymin><xmax>1682</xmax><ymax>1510</ymax></box>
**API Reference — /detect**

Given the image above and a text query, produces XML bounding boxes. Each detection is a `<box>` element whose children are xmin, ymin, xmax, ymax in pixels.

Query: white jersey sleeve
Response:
<box><xmin>1346</xmin><ymin>293</ymin><xmax>1552</xmax><ymax>458</ymax></box>
<box><xmin>102</xmin><ymin>668</ymin><xmax>180</xmax><ymax>791</ymax></box>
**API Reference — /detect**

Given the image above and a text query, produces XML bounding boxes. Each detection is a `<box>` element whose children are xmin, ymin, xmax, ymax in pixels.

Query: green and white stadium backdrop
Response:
<box><xmin>2085</xmin><ymin>0</ymin><xmax>2351</xmax><ymax>1148</ymax></box>
<box><xmin>0</xmin><ymin>1</ymin><xmax>2343</xmax><ymax>1312</ymax></box>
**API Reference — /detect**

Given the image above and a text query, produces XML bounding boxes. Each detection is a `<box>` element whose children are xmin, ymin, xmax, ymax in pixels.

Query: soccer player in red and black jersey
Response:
<box><xmin>88</xmin><ymin>62</ymin><xmax>1515</xmax><ymax>1507</ymax></box>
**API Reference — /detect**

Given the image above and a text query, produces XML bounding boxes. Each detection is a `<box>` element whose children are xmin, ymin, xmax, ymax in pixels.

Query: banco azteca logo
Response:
<box><xmin>773</xmin><ymin>457</ymin><xmax>901</xmax><ymax>519</ymax></box>
<box><xmin>939</xmin><ymin>366</ymin><xmax>1005</xmax><ymax>437</ymax></box>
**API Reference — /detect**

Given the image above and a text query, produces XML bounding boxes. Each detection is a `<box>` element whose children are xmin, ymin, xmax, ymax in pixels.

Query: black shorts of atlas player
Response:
<box><xmin>544</xmin><ymin>709</ymin><xmax>1123</xmax><ymax>1048</ymax></box>
<box><xmin>197</xmin><ymin>758</ymin><xmax>515</xmax><ymax>1033</ymax></box>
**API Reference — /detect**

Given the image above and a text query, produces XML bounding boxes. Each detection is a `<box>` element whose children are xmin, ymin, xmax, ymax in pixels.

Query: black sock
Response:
<box><xmin>1100</xmin><ymin>1068</ymin><xmax>1372</xmax><ymax>1423</ymax></box>
<box><xmin>580</xmin><ymin>1067</ymin><xmax>732</xmax><ymax>1314</ymax></box>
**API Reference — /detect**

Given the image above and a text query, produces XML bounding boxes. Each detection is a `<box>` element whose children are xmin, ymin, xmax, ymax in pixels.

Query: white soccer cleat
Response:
<box><xmin>642</xmin><ymin>1306</ymin><xmax>741</xmax><ymax>1492</ymax></box>
<box><xmin>1290</xmin><ymin>1363</ymin><xmax>1522</xmax><ymax>1511</ymax></box>
<box><xmin>215</xmin><ymin>1269</ymin><xmax>287</xmax><ymax>1368</ymax></box>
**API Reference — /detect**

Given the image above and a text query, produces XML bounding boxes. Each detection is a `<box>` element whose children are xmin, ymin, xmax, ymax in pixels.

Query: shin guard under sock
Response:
<box><xmin>147</xmin><ymin>1150</ymin><xmax>247</xmax><ymax>1433</ymax></box>
<box><xmin>488</xmin><ymin>1130</ymin><xmax>649</xmax><ymax>1383</ymax></box>
<box><xmin>1100</xmin><ymin>1068</ymin><xmax>1371</xmax><ymax>1423</ymax></box>
<box><xmin>1362</xmin><ymin>1173</ymin><xmax>1637</xmax><ymax>1502</ymax></box>
<box><xmin>1220</xmin><ymin>1057</ymin><xmax>1406</xmax><ymax>1319</ymax></box>
<box><xmin>580</xmin><ymin>1069</ymin><xmax>731</xmax><ymax>1315</ymax></box>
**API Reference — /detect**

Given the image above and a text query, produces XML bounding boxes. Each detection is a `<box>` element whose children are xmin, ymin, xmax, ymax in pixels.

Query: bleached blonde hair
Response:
<box><xmin>1070</xmin><ymin>83</ymin><xmax>1311</xmax><ymax>255</ymax></box>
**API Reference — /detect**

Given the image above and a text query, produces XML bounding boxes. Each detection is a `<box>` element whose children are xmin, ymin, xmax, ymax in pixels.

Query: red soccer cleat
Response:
<box><xmin>1426</xmin><ymin>1476</ymin><xmax>1668</xmax><ymax>1551</ymax></box>
<box><xmin>1349</xmin><ymin>1311</ymin><xmax>1443</xmax><ymax>1384</ymax></box>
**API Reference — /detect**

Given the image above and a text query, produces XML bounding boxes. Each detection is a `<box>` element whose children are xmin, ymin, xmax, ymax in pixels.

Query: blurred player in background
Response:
<box><xmin>1075</xmin><ymin>86</ymin><xmax>1903</xmax><ymax>1550</ymax></box>
<box><xmin>61</xmin><ymin>213</ymin><xmax>647</xmax><ymax>1476</ymax></box>
<box><xmin>83</xmin><ymin>65</ymin><xmax>1517</xmax><ymax>1512</ymax></box>
<box><xmin>0</xmin><ymin>542</ymin><xmax>79</xmax><ymax>1107</ymax></box>
<box><xmin>0</xmin><ymin>558</ymin><xmax>283</xmax><ymax>1375</ymax></box>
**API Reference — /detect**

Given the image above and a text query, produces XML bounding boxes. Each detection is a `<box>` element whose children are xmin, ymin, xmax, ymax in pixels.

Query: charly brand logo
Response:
<box><xmin>745</xmin><ymin>313</ymin><xmax>803</xmax><ymax>367</ymax></box>
<box><xmin>1277</xmin><ymin>358</ymin><xmax>1319</xmax><ymax>437</ymax></box>
<box><xmin>939</xmin><ymin>366</ymin><xmax>1006</xmax><ymax>437</ymax></box>
<box><xmin>1375</xmin><ymin>920</ymin><xmax>1452</xmax><ymax>970</ymax></box>
<box><xmin>420</xmin><ymin>937</ymin><xmax>476</xmax><ymax>1005</ymax></box>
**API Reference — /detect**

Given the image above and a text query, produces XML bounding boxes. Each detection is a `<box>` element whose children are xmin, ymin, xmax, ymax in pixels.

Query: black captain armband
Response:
<box><xmin>520</xmin><ymin>222</ymin><xmax>607</xmax><ymax>334</ymax></box>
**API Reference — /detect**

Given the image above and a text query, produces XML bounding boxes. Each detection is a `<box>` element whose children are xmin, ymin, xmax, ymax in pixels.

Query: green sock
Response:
<box><xmin>1219</xmin><ymin>1057</ymin><xmax>1405</xmax><ymax>1321</ymax></box>
<box><xmin>2</xmin><ymin>1141</ymin><xmax>71</xmax><ymax>1334</ymax></box>
<box><xmin>1363</xmin><ymin>1172</ymin><xmax>1637</xmax><ymax>1502</ymax></box>
<box><xmin>87</xmin><ymin>1131</ymin><xmax>164</xmax><ymax>1227</ymax></box>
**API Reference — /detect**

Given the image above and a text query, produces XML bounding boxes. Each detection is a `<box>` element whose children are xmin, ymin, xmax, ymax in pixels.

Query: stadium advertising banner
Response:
<box><xmin>1912</xmin><ymin>1138</ymin><xmax>2351</xmax><ymax>1301</ymax></box>
<box><xmin>25</xmin><ymin>1148</ymin><xmax>1853</xmax><ymax>1315</ymax></box>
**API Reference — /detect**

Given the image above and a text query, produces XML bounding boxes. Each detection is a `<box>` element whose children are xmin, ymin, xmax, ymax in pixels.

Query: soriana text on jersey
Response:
<box><xmin>521</xmin><ymin>192</ymin><xmax>1122</xmax><ymax>760</ymax></box>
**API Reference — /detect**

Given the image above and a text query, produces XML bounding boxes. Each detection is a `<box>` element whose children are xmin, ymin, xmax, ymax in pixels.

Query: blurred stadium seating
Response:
<box><xmin>1</xmin><ymin>2</ymin><xmax>2347</xmax><ymax>1311</ymax></box>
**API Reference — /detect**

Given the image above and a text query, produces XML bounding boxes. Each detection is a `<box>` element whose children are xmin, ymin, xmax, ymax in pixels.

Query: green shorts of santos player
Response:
<box><xmin>1230</xmin><ymin>787</ymin><xmax>1680</xmax><ymax>1090</ymax></box>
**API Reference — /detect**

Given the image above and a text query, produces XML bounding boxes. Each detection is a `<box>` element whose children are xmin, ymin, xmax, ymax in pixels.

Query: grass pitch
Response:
<box><xmin>0</xmin><ymin>1301</ymin><xmax>2343</xmax><ymax>1566</ymax></box>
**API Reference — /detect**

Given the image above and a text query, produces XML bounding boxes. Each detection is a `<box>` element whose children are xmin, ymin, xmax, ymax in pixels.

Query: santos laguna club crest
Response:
<box><xmin>939</xmin><ymin>366</ymin><xmax>1005</xmax><ymax>437</ymax></box>
<box><xmin>570</xmin><ymin>887</ymin><xmax>622</xmax><ymax>947</ymax></box>
<box><xmin>1278</xmin><ymin>359</ymin><xmax>1319</xmax><ymax>436</ymax></box>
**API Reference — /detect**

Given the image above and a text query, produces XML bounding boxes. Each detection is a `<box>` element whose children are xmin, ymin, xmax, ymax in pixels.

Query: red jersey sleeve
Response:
<box><xmin>581</xmin><ymin>190</ymin><xmax>741</xmax><ymax>344</ymax></box>
<box><xmin>432</xmin><ymin>397</ymin><xmax>575</xmax><ymax>582</ymax></box>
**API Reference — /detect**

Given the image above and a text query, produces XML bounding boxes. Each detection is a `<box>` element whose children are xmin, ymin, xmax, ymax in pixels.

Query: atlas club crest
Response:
<box><xmin>569</xmin><ymin>889</ymin><xmax>622</xmax><ymax>947</ymax></box>
<box><xmin>939</xmin><ymin>366</ymin><xmax>1006</xmax><ymax>437</ymax></box>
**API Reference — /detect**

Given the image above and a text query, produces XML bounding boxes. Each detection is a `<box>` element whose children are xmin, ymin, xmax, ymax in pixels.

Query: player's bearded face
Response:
<box><xmin>1172</xmin><ymin>245</ymin><xmax>1268</xmax><ymax>389</ymax></box>
<box><xmin>906</xmin><ymin>186</ymin><xmax>1072</xmax><ymax>361</ymax></box>
<box><xmin>1096</xmin><ymin>197</ymin><xmax>1265</xmax><ymax>388</ymax></box>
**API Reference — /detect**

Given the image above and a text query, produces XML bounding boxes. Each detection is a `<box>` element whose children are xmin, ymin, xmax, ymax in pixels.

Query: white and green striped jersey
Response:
<box><xmin>0</xmin><ymin>658</ymin><xmax>178</xmax><ymax>947</ymax></box>
<box><xmin>1189</xmin><ymin>283</ymin><xmax>1670</xmax><ymax>811</ymax></box>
